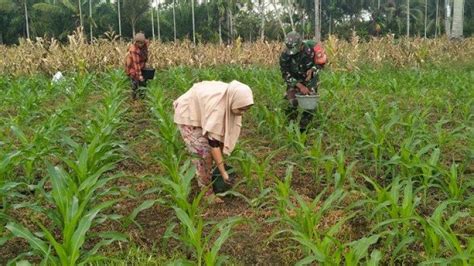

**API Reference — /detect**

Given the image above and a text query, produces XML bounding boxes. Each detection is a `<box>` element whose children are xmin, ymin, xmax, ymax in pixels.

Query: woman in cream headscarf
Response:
<box><xmin>174</xmin><ymin>80</ymin><xmax>254</xmax><ymax>203</ymax></box>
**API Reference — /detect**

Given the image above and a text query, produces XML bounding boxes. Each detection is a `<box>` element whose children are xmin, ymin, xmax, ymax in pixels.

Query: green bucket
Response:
<box><xmin>212</xmin><ymin>165</ymin><xmax>236</xmax><ymax>193</ymax></box>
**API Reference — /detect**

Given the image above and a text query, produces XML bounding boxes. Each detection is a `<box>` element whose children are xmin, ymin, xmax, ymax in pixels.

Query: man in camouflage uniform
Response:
<box><xmin>280</xmin><ymin>31</ymin><xmax>322</xmax><ymax>131</ymax></box>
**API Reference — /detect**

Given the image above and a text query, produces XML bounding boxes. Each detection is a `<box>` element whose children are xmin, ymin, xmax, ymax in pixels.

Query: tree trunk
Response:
<box><xmin>173</xmin><ymin>0</ymin><xmax>177</xmax><ymax>41</ymax></box>
<box><xmin>286</xmin><ymin>1</ymin><xmax>295</xmax><ymax>31</ymax></box>
<box><xmin>406</xmin><ymin>0</ymin><xmax>410</xmax><ymax>37</ymax></box>
<box><xmin>156</xmin><ymin>1</ymin><xmax>161</xmax><ymax>41</ymax></box>
<box><xmin>151</xmin><ymin>6</ymin><xmax>155</xmax><ymax>40</ymax></box>
<box><xmin>219</xmin><ymin>19</ymin><xmax>222</xmax><ymax>45</ymax></box>
<box><xmin>435</xmin><ymin>0</ymin><xmax>440</xmax><ymax>37</ymax></box>
<box><xmin>424</xmin><ymin>0</ymin><xmax>427</xmax><ymax>38</ymax></box>
<box><xmin>89</xmin><ymin>0</ymin><xmax>93</xmax><ymax>41</ymax></box>
<box><xmin>192</xmin><ymin>0</ymin><xmax>196</xmax><ymax>45</ymax></box>
<box><xmin>329</xmin><ymin>12</ymin><xmax>332</xmax><ymax>35</ymax></box>
<box><xmin>229</xmin><ymin>7</ymin><xmax>233</xmax><ymax>42</ymax></box>
<box><xmin>24</xmin><ymin>1</ymin><xmax>30</xmax><ymax>39</ymax></box>
<box><xmin>260</xmin><ymin>0</ymin><xmax>265</xmax><ymax>41</ymax></box>
<box><xmin>118</xmin><ymin>0</ymin><xmax>122</xmax><ymax>37</ymax></box>
<box><xmin>78</xmin><ymin>0</ymin><xmax>83</xmax><ymax>29</ymax></box>
<box><xmin>451</xmin><ymin>0</ymin><xmax>464</xmax><ymax>38</ymax></box>
<box><xmin>445</xmin><ymin>0</ymin><xmax>451</xmax><ymax>36</ymax></box>
<box><xmin>314</xmin><ymin>0</ymin><xmax>320</xmax><ymax>42</ymax></box>
<box><xmin>271</xmin><ymin>0</ymin><xmax>286</xmax><ymax>39</ymax></box>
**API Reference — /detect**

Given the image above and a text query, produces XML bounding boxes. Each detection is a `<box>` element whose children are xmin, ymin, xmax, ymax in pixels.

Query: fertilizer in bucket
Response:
<box><xmin>295</xmin><ymin>93</ymin><xmax>319</xmax><ymax>110</ymax></box>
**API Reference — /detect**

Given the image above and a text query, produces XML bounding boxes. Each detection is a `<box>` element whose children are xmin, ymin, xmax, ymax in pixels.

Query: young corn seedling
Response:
<box><xmin>364</xmin><ymin>176</ymin><xmax>422</xmax><ymax>262</ymax></box>
<box><xmin>271</xmin><ymin>189</ymin><xmax>349</xmax><ymax>265</ymax></box>
<box><xmin>343</xmin><ymin>234</ymin><xmax>382</xmax><ymax>265</ymax></box>
<box><xmin>254</xmin><ymin>104</ymin><xmax>286</xmax><ymax>144</ymax></box>
<box><xmin>358</xmin><ymin>103</ymin><xmax>400</xmax><ymax>176</ymax></box>
<box><xmin>147</xmin><ymin>83</ymin><xmax>186</xmax><ymax>175</ymax></box>
<box><xmin>6</xmin><ymin>71</ymin><xmax>130</xmax><ymax>265</ymax></box>
<box><xmin>437</xmin><ymin>163</ymin><xmax>472</xmax><ymax>202</ymax></box>
<box><xmin>160</xmin><ymin>163</ymin><xmax>243</xmax><ymax>265</ymax></box>
<box><xmin>419</xmin><ymin>200</ymin><xmax>470</xmax><ymax>263</ymax></box>
<box><xmin>284</xmin><ymin>122</ymin><xmax>308</xmax><ymax>153</ymax></box>
<box><xmin>6</xmin><ymin>163</ymin><xmax>127</xmax><ymax>266</ymax></box>
<box><xmin>333</xmin><ymin>149</ymin><xmax>357</xmax><ymax>190</ymax></box>
<box><xmin>273</xmin><ymin>165</ymin><xmax>294</xmax><ymax>217</ymax></box>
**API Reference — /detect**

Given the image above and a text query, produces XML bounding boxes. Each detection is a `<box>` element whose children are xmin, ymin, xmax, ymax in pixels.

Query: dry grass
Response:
<box><xmin>1</xmin><ymin>29</ymin><xmax>473</xmax><ymax>76</ymax></box>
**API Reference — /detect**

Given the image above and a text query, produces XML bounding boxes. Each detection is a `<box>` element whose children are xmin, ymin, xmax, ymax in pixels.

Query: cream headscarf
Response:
<box><xmin>173</xmin><ymin>80</ymin><xmax>254</xmax><ymax>155</ymax></box>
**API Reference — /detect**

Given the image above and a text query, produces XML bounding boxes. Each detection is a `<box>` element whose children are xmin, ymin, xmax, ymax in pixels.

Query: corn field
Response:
<box><xmin>0</xmin><ymin>37</ymin><xmax>473</xmax><ymax>265</ymax></box>
<box><xmin>1</xmin><ymin>30</ymin><xmax>474</xmax><ymax>76</ymax></box>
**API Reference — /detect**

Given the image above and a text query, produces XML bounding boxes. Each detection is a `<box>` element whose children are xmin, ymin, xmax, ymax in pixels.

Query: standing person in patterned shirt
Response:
<box><xmin>279</xmin><ymin>31</ymin><xmax>326</xmax><ymax>132</ymax></box>
<box><xmin>125</xmin><ymin>33</ymin><xmax>149</xmax><ymax>99</ymax></box>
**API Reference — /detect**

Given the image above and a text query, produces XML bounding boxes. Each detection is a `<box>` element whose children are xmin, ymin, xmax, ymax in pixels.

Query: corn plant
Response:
<box><xmin>6</xmin><ymin>164</ymin><xmax>127</xmax><ymax>265</ymax></box>
<box><xmin>436</xmin><ymin>163</ymin><xmax>472</xmax><ymax>202</ymax></box>
<box><xmin>5</xmin><ymin>71</ymin><xmax>129</xmax><ymax>265</ymax></box>
<box><xmin>273</xmin><ymin>165</ymin><xmax>294</xmax><ymax>216</ymax></box>
<box><xmin>419</xmin><ymin>200</ymin><xmax>471</xmax><ymax>263</ymax></box>
<box><xmin>343</xmin><ymin>234</ymin><xmax>382</xmax><ymax>265</ymax></box>
<box><xmin>332</xmin><ymin>150</ymin><xmax>357</xmax><ymax>190</ymax></box>
<box><xmin>159</xmin><ymin>162</ymin><xmax>243</xmax><ymax>265</ymax></box>
<box><xmin>270</xmin><ymin>189</ymin><xmax>349</xmax><ymax>265</ymax></box>
<box><xmin>360</xmin><ymin>176</ymin><xmax>422</xmax><ymax>262</ymax></box>
<box><xmin>284</xmin><ymin>122</ymin><xmax>308</xmax><ymax>153</ymax></box>
<box><xmin>358</xmin><ymin>103</ymin><xmax>400</xmax><ymax>176</ymax></box>
<box><xmin>147</xmin><ymin>82</ymin><xmax>186</xmax><ymax>176</ymax></box>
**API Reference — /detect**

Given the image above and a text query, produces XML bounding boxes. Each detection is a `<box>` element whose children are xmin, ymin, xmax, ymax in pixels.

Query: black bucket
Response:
<box><xmin>142</xmin><ymin>68</ymin><xmax>155</xmax><ymax>80</ymax></box>
<box><xmin>212</xmin><ymin>165</ymin><xmax>236</xmax><ymax>193</ymax></box>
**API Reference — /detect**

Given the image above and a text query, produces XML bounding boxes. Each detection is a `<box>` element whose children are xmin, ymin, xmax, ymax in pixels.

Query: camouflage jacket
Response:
<box><xmin>279</xmin><ymin>40</ymin><xmax>317</xmax><ymax>88</ymax></box>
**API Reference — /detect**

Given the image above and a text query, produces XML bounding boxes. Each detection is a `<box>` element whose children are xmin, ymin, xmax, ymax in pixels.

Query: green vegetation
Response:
<box><xmin>1</xmin><ymin>63</ymin><xmax>473</xmax><ymax>264</ymax></box>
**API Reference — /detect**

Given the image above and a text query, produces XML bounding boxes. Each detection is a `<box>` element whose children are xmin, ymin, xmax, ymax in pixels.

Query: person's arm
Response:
<box><xmin>280</xmin><ymin>54</ymin><xmax>298</xmax><ymax>88</ymax></box>
<box><xmin>208</xmin><ymin>138</ymin><xmax>230</xmax><ymax>182</ymax></box>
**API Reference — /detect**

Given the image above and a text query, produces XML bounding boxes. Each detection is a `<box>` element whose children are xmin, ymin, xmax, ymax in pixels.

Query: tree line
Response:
<box><xmin>0</xmin><ymin>0</ymin><xmax>471</xmax><ymax>45</ymax></box>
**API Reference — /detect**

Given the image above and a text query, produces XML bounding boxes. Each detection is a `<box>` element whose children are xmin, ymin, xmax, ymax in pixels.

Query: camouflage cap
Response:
<box><xmin>285</xmin><ymin>31</ymin><xmax>302</xmax><ymax>55</ymax></box>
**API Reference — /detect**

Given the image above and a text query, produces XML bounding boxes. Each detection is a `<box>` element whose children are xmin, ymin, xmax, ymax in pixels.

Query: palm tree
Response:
<box><xmin>258</xmin><ymin>0</ymin><xmax>267</xmax><ymax>41</ymax></box>
<box><xmin>78</xmin><ymin>0</ymin><xmax>83</xmax><ymax>29</ymax></box>
<box><xmin>435</xmin><ymin>0</ymin><xmax>440</xmax><ymax>37</ymax></box>
<box><xmin>118</xmin><ymin>0</ymin><xmax>122</xmax><ymax>37</ymax></box>
<box><xmin>151</xmin><ymin>3</ymin><xmax>155</xmax><ymax>39</ymax></box>
<box><xmin>424</xmin><ymin>0</ymin><xmax>428</xmax><ymax>37</ymax></box>
<box><xmin>445</xmin><ymin>0</ymin><xmax>451</xmax><ymax>36</ymax></box>
<box><xmin>406</xmin><ymin>0</ymin><xmax>410</xmax><ymax>36</ymax></box>
<box><xmin>123</xmin><ymin>0</ymin><xmax>150</xmax><ymax>37</ymax></box>
<box><xmin>88</xmin><ymin>0</ymin><xmax>93</xmax><ymax>41</ymax></box>
<box><xmin>314</xmin><ymin>0</ymin><xmax>320</xmax><ymax>41</ymax></box>
<box><xmin>451</xmin><ymin>0</ymin><xmax>464</xmax><ymax>38</ymax></box>
<box><xmin>156</xmin><ymin>0</ymin><xmax>161</xmax><ymax>40</ymax></box>
<box><xmin>192</xmin><ymin>0</ymin><xmax>196</xmax><ymax>44</ymax></box>
<box><xmin>173</xmin><ymin>0</ymin><xmax>176</xmax><ymax>41</ymax></box>
<box><xmin>23</xmin><ymin>0</ymin><xmax>30</xmax><ymax>39</ymax></box>
<box><xmin>271</xmin><ymin>0</ymin><xmax>287</xmax><ymax>38</ymax></box>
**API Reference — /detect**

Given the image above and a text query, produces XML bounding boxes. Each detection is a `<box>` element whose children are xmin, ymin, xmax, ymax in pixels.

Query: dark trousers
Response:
<box><xmin>131</xmin><ymin>79</ymin><xmax>147</xmax><ymax>99</ymax></box>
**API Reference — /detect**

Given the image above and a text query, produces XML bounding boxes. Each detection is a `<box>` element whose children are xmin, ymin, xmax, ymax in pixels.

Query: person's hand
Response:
<box><xmin>305</xmin><ymin>68</ymin><xmax>314</xmax><ymax>81</ymax></box>
<box><xmin>298</xmin><ymin>84</ymin><xmax>311</xmax><ymax>95</ymax></box>
<box><xmin>139</xmin><ymin>75</ymin><xmax>144</xmax><ymax>82</ymax></box>
<box><xmin>221</xmin><ymin>171</ymin><xmax>232</xmax><ymax>184</ymax></box>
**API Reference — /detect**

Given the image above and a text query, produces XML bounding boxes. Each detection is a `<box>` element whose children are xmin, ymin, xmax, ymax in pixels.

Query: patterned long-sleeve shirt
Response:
<box><xmin>279</xmin><ymin>40</ymin><xmax>317</xmax><ymax>88</ymax></box>
<box><xmin>125</xmin><ymin>41</ymin><xmax>149</xmax><ymax>81</ymax></box>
